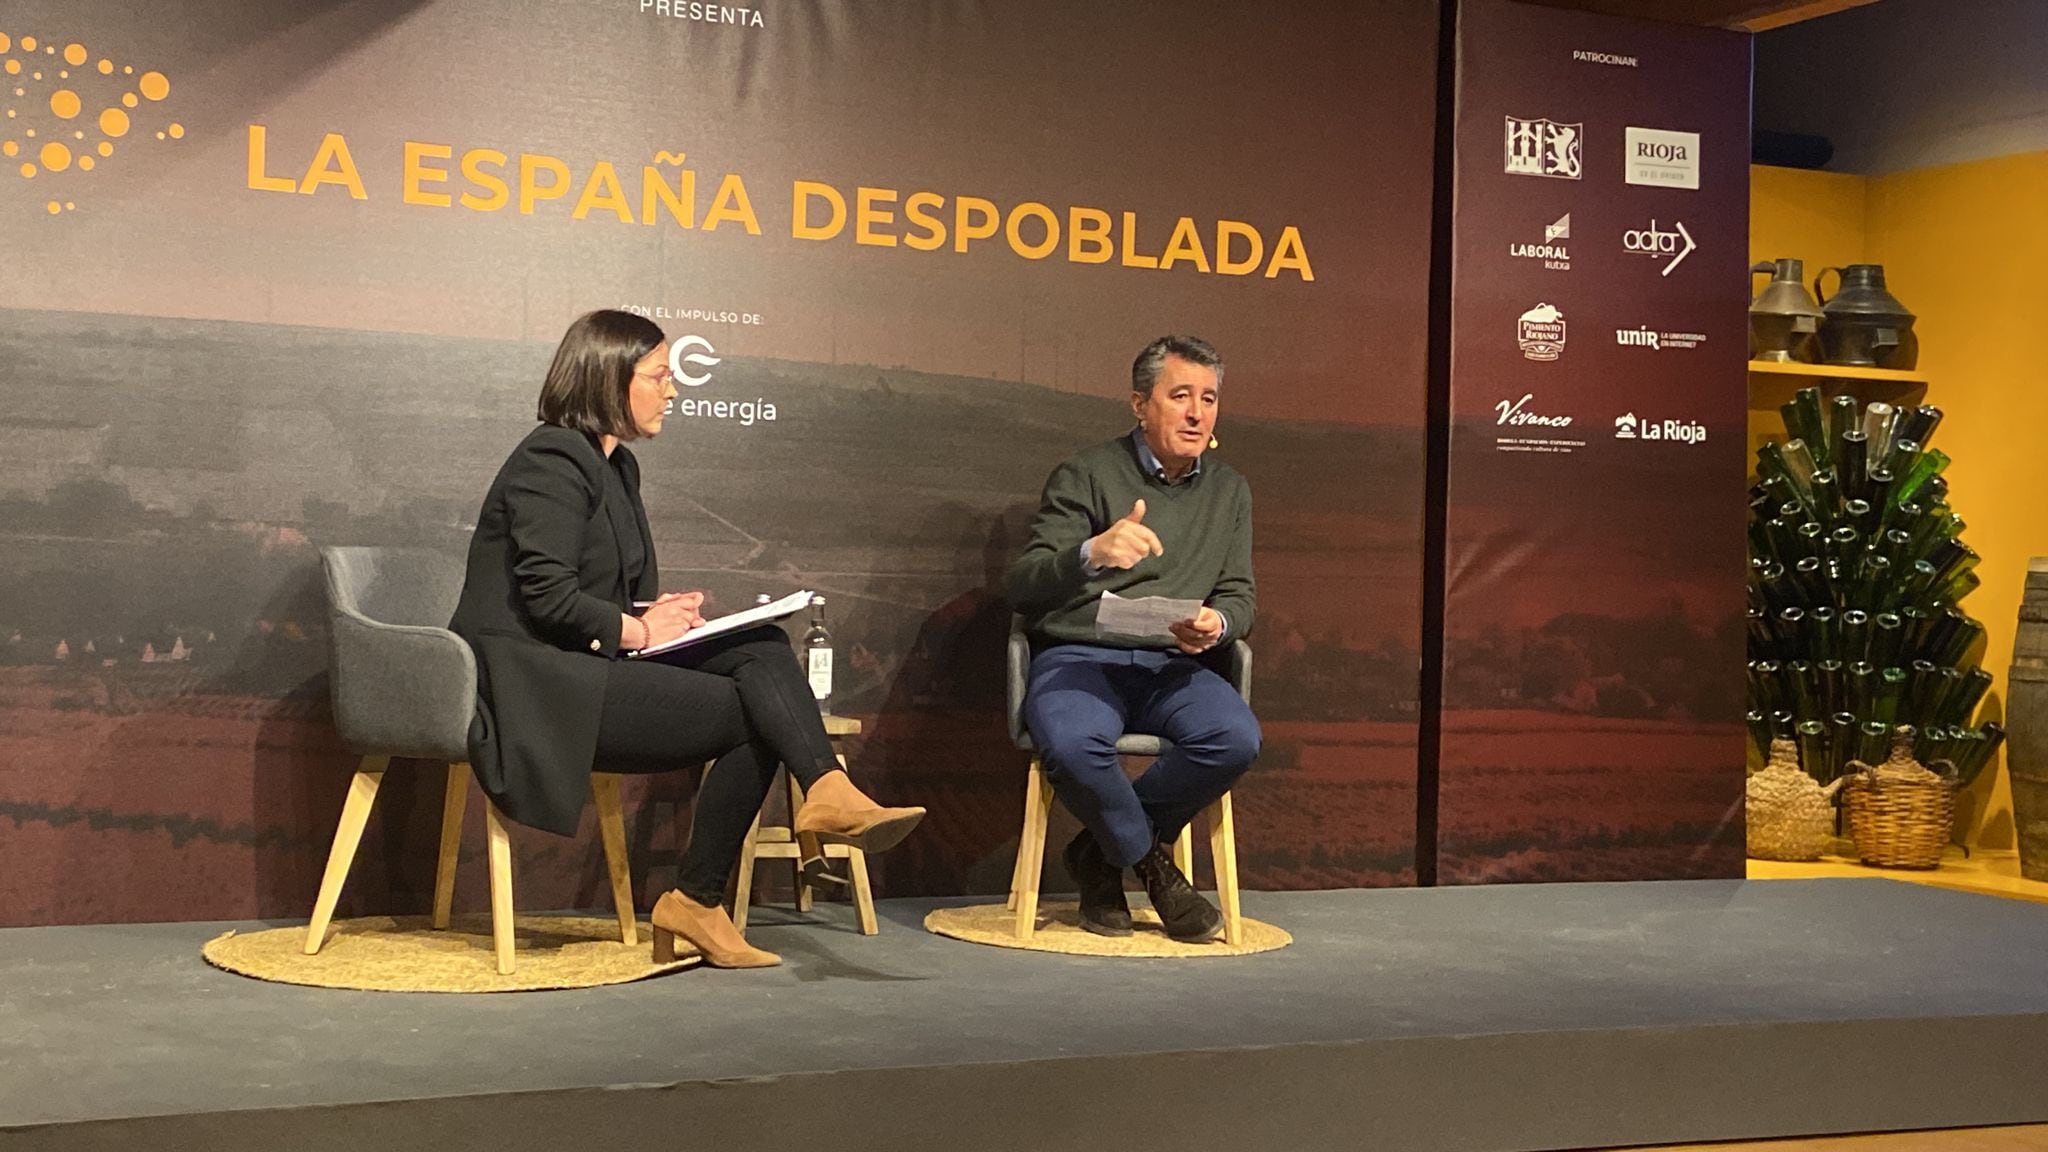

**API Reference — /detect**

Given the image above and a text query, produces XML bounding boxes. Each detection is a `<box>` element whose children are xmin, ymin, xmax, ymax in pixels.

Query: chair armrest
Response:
<box><xmin>1227</xmin><ymin>639</ymin><xmax>1253</xmax><ymax>706</ymax></box>
<box><xmin>327</xmin><ymin>606</ymin><xmax>478</xmax><ymax>759</ymax></box>
<box><xmin>1007</xmin><ymin>625</ymin><xmax>1032</xmax><ymax>749</ymax></box>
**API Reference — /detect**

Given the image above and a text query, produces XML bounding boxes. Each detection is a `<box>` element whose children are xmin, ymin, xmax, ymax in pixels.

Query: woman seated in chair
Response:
<box><xmin>449</xmin><ymin>309</ymin><xmax>924</xmax><ymax>969</ymax></box>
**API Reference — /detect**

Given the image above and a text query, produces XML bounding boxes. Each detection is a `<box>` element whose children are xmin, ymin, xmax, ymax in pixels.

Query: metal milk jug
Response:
<box><xmin>1815</xmin><ymin>264</ymin><xmax>1918</xmax><ymax>370</ymax></box>
<box><xmin>1750</xmin><ymin>258</ymin><xmax>1824</xmax><ymax>363</ymax></box>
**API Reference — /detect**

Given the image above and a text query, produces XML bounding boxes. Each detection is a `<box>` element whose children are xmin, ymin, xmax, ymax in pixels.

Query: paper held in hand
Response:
<box><xmin>630</xmin><ymin>589</ymin><xmax>813</xmax><ymax>659</ymax></box>
<box><xmin>1094</xmin><ymin>591</ymin><xmax>1204</xmax><ymax>642</ymax></box>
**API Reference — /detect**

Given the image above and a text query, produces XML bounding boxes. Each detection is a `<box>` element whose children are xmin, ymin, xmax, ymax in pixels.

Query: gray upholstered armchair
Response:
<box><xmin>1003</xmin><ymin>615</ymin><xmax>1250</xmax><ymax>943</ymax></box>
<box><xmin>306</xmin><ymin>546</ymin><xmax>639</xmax><ymax>975</ymax></box>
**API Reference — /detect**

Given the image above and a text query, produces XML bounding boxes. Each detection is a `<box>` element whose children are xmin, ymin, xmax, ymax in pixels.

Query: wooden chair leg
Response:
<box><xmin>787</xmin><ymin>770</ymin><xmax>814</xmax><ymax>913</ymax></box>
<box><xmin>847</xmin><ymin>847</ymin><xmax>878</xmax><ymax>935</ymax></box>
<box><xmin>1173</xmin><ymin>822</ymin><xmax>1195</xmax><ymax>881</ymax></box>
<box><xmin>304</xmin><ymin>756</ymin><xmax>388</xmax><ymax>956</ymax></box>
<box><xmin>431</xmin><ymin>762</ymin><xmax>468</xmax><ymax>930</ymax></box>
<box><xmin>592</xmin><ymin>772</ymin><xmax>637</xmax><ymax>946</ymax></box>
<box><xmin>1208</xmin><ymin>792</ymin><xmax>1243</xmax><ymax>946</ymax></box>
<box><xmin>732</xmin><ymin>798</ymin><xmax>763</xmax><ymax>932</ymax></box>
<box><xmin>484</xmin><ymin>797</ymin><xmax>517</xmax><ymax>975</ymax></box>
<box><xmin>1014</xmin><ymin>761</ymin><xmax>1053</xmax><ymax>940</ymax></box>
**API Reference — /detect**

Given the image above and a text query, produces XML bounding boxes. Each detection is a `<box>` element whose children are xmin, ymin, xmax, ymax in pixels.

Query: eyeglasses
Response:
<box><xmin>634</xmin><ymin>365</ymin><xmax>675</xmax><ymax>388</ymax></box>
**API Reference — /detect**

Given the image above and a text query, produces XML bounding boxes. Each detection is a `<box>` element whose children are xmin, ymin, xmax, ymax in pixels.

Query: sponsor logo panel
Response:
<box><xmin>1509</xmin><ymin>213</ymin><xmax>1571</xmax><ymax>270</ymax></box>
<box><xmin>1493</xmin><ymin>393</ymin><xmax>1585</xmax><ymax>454</ymax></box>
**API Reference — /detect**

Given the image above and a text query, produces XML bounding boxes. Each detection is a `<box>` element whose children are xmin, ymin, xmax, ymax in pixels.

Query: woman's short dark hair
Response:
<box><xmin>535</xmin><ymin>309</ymin><xmax>665</xmax><ymax>439</ymax></box>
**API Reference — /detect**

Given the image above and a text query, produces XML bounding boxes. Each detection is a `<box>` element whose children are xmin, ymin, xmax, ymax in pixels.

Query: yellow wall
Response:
<box><xmin>1750</xmin><ymin>155</ymin><xmax>2048</xmax><ymax>847</ymax></box>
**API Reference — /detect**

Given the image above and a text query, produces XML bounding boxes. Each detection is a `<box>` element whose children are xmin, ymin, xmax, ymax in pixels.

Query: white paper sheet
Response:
<box><xmin>630</xmin><ymin>589</ymin><xmax>813</xmax><ymax>658</ymax></box>
<box><xmin>1093</xmin><ymin>590</ymin><xmax>1204</xmax><ymax>641</ymax></box>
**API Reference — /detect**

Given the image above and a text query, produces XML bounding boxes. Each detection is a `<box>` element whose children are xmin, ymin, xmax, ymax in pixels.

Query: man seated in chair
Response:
<box><xmin>1006</xmin><ymin>334</ymin><xmax>1259</xmax><ymax>942</ymax></box>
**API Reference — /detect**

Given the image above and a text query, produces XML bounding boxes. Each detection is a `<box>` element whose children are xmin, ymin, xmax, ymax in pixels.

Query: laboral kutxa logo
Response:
<box><xmin>1504</xmin><ymin>116</ymin><xmax>1582</xmax><ymax>180</ymax></box>
<box><xmin>1516</xmin><ymin>302</ymin><xmax>1567</xmax><ymax>361</ymax></box>
<box><xmin>1614</xmin><ymin>412</ymin><xmax>1707</xmax><ymax>444</ymax></box>
<box><xmin>1623</xmin><ymin>218</ymin><xmax>1695</xmax><ymax>276</ymax></box>
<box><xmin>1625</xmin><ymin>126</ymin><xmax>1699</xmax><ymax>189</ymax></box>
<box><xmin>1509</xmin><ymin>213</ymin><xmax>1571</xmax><ymax>271</ymax></box>
<box><xmin>663</xmin><ymin>335</ymin><xmax>777</xmax><ymax>426</ymax></box>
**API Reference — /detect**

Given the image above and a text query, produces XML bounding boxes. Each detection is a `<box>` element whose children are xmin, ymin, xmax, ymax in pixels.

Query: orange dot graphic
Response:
<box><xmin>21</xmin><ymin>36</ymin><xmax>36</xmax><ymax>52</ymax></box>
<box><xmin>0</xmin><ymin>33</ymin><xmax>10</xmax><ymax>52</ymax></box>
<box><xmin>46</xmin><ymin>200</ymin><xmax>59</xmax><ymax>214</ymax></box>
<box><xmin>99</xmin><ymin>106</ymin><xmax>128</xmax><ymax>137</ymax></box>
<box><xmin>168</xmin><ymin>122</ymin><xmax>183</xmax><ymax>139</ymax></box>
<box><xmin>4</xmin><ymin>61</ymin><xmax>18</xmax><ymax>75</ymax></box>
<box><xmin>154</xmin><ymin>131</ymin><xmax>162</xmax><ymax>140</ymax></box>
<box><xmin>65</xmin><ymin>201</ymin><xmax>73</xmax><ymax>209</ymax></box>
<box><xmin>97</xmin><ymin>59</ymin><xmax>113</xmax><ymax>75</ymax></box>
<box><xmin>32</xmin><ymin>71</ymin><xmax>41</xmax><ymax>81</ymax></box>
<box><xmin>63</xmin><ymin>43</ymin><xmax>85</xmax><ymax>67</ymax></box>
<box><xmin>121</xmin><ymin>92</ymin><xmax>136</xmax><ymax>107</ymax></box>
<box><xmin>122</xmin><ymin>65</ymin><xmax>133</xmax><ymax>75</ymax></box>
<box><xmin>44</xmin><ymin>45</ymin><xmax>54</xmax><ymax>55</ymax></box>
<box><xmin>50</xmin><ymin>88</ymin><xmax>79</xmax><ymax>118</ymax></box>
<box><xmin>24</xmin><ymin>127</ymin><xmax>33</xmax><ymax>137</ymax></box>
<box><xmin>58</xmin><ymin>70</ymin><xmax>68</xmax><ymax>79</ymax></box>
<box><xmin>71</xmin><ymin>130</ymin><xmax>81</xmax><ymax>139</ymax></box>
<box><xmin>77</xmin><ymin>155</ymin><xmax>91</xmax><ymax>170</ymax></box>
<box><xmin>19</xmin><ymin>162</ymin><xmax>33</xmax><ymax>177</ymax></box>
<box><xmin>138</xmin><ymin>71</ymin><xmax>168</xmax><ymax>100</ymax></box>
<box><xmin>0</xmin><ymin>141</ymin><xmax>13</xmax><ymax>156</ymax></box>
<box><xmin>96</xmin><ymin>140</ymin><xmax>111</xmax><ymax>156</ymax></box>
<box><xmin>39</xmin><ymin>141</ymin><xmax>69</xmax><ymax>171</ymax></box>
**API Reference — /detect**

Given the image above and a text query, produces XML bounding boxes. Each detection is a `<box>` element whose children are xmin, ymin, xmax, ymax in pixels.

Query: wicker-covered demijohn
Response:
<box><xmin>1747</xmin><ymin>738</ymin><xmax>1843</xmax><ymax>861</ymax></box>
<box><xmin>1841</xmin><ymin>725</ymin><xmax>1956</xmax><ymax>870</ymax></box>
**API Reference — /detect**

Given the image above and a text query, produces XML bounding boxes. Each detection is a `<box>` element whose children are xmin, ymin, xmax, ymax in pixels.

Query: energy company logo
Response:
<box><xmin>1623</xmin><ymin>218</ymin><xmax>1695</xmax><ymax>276</ymax></box>
<box><xmin>1</xmin><ymin>29</ymin><xmax>183</xmax><ymax>215</ymax></box>
<box><xmin>1516</xmin><ymin>302</ymin><xmax>1567</xmax><ymax>361</ymax></box>
<box><xmin>663</xmin><ymin>335</ymin><xmax>776</xmax><ymax>427</ymax></box>
<box><xmin>669</xmin><ymin>334</ymin><xmax>721</xmax><ymax>386</ymax></box>
<box><xmin>1615</xmin><ymin>325</ymin><xmax>1705</xmax><ymax>351</ymax></box>
<box><xmin>1510</xmin><ymin>212</ymin><xmax>1571</xmax><ymax>270</ymax></box>
<box><xmin>638</xmin><ymin>2</ymin><xmax>766</xmax><ymax>27</ymax></box>
<box><xmin>1625</xmin><ymin>126</ymin><xmax>1699</xmax><ymax>190</ymax></box>
<box><xmin>1614</xmin><ymin>412</ymin><xmax>1707</xmax><ymax>444</ymax></box>
<box><xmin>1504</xmin><ymin>116</ymin><xmax>1582</xmax><ymax>180</ymax></box>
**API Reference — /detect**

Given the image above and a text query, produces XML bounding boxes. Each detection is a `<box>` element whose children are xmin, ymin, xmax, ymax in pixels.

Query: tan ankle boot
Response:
<box><xmin>651</xmin><ymin>890</ymin><xmax>781</xmax><ymax>969</ymax></box>
<box><xmin>794</xmin><ymin>770</ymin><xmax>926</xmax><ymax>854</ymax></box>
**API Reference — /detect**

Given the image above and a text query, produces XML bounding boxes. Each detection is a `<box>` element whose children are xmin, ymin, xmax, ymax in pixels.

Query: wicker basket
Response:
<box><xmin>1747</xmin><ymin>738</ymin><xmax>1839</xmax><ymax>862</ymax></box>
<box><xmin>1841</xmin><ymin>728</ymin><xmax>1956</xmax><ymax>870</ymax></box>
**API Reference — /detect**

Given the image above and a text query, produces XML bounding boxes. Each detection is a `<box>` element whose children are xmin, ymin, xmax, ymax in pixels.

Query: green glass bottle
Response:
<box><xmin>1794</xmin><ymin>719</ymin><xmax>1830</xmax><ymax>785</ymax></box>
<box><xmin>1861</xmin><ymin>401</ymin><xmax>1897</xmax><ymax>463</ymax></box>
<box><xmin>1835</xmin><ymin>429</ymin><xmax>1869</xmax><ymax>503</ymax></box>
<box><xmin>1856</xmin><ymin>719</ymin><xmax>1892</xmax><ymax>765</ymax></box>
<box><xmin>1781</xmin><ymin>388</ymin><xmax>1830</xmax><ymax>471</ymax></box>
<box><xmin>1896</xmin><ymin>447</ymin><xmax>1950</xmax><ymax>506</ymax></box>
<box><xmin>1827</xmin><ymin>394</ymin><xmax>1862</xmax><ymax>449</ymax></box>
<box><xmin>1870</xmin><ymin>613</ymin><xmax>1907</xmax><ymax>669</ymax></box>
<box><xmin>1828</xmin><ymin>711</ymin><xmax>1861</xmax><ymax>780</ymax></box>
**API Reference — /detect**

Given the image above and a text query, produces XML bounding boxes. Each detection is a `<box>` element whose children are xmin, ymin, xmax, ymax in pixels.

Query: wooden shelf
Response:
<box><xmin>1749</xmin><ymin>847</ymin><xmax>2048</xmax><ymax>906</ymax></box>
<box><xmin>1748</xmin><ymin>360</ymin><xmax>1929</xmax><ymax>384</ymax></box>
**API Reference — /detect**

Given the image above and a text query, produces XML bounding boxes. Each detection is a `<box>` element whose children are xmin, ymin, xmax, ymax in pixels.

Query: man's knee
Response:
<box><xmin>1192</xmin><ymin>707</ymin><xmax>1260</xmax><ymax>771</ymax></box>
<box><xmin>1030</xmin><ymin>719</ymin><xmax>1120</xmax><ymax>773</ymax></box>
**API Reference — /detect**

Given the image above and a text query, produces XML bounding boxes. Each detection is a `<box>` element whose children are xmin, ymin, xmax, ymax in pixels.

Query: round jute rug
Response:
<box><xmin>925</xmin><ymin>901</ymin><xmax>1290</xmax><ymax>958</ymax></box>
<box><xmin>203</xmin><ymin>913</ymin><xmax>699</xmax><ymax>993</ymax></box>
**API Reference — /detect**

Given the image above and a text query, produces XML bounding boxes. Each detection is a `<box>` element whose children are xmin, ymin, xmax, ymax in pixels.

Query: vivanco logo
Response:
<box><xmin>2</xmin><ymin>29</ymin><xmax>184</xmax><ymax>215</ymax></box>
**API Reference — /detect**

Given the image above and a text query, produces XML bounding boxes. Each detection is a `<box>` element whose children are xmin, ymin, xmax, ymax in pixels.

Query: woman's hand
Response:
<box><xmin>638</xmin><ymin>591</ymin><xmax>708</xmax><ymax>648</ymax></box>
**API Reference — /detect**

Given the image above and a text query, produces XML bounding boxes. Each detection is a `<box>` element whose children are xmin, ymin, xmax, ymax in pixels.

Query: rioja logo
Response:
<box><xmin>1495</xmin><ymin>393</ymin><xmax>1572</xmax><ymax>427</ymax></box>
<box><xmin>1516</xmin><ymin>303</ymin><xmax>1567</xmax><ymax>361</ymax></box>
<box><xmin>1505</xmin><ymin>116</ymin><xmax>1583</xmax><ymax>180</ymax></box>
<box><xmin>1614</xmin><ymin>412</ymin><xmax>1707</xmax><ymax>444</ymax></box>
<box><xmin>1509</xmin><ymin>213</ymin><xmax>1571</xmax><ymax>270</ymax></box>
<box><xmin>1625</xmin><ymin>126</ymin><xmax>1700</xmax><ymax>189</ymax></box>
<box><xmin>1623</xmin><ymin>219</ymin><xmax>1695</xmax><ymax>276</ymax></box>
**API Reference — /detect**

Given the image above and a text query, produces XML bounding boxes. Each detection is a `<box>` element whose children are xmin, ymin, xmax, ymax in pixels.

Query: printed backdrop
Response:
<box><xmin>1438</xmin><ymin>0</ymin><xmax>1751</xmax><ymax>882</ymax></box>
<box><xmin>0</xmin><ymin>0</ymin><xmax>1440</xmax><ymax>924</ymax></box>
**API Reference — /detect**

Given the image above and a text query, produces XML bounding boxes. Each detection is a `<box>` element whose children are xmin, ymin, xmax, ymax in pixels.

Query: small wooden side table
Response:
<box><xmin>731</xmin><ymin>715</ymin><xmax>877</xmax><ymax>935</ymax></box>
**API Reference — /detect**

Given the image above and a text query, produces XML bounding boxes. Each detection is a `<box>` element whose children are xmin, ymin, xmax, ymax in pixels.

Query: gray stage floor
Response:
<box><xmin>6</xmin><ymin>878</ymin><xmax>2048</xmax><ymax>1147</ymax></box>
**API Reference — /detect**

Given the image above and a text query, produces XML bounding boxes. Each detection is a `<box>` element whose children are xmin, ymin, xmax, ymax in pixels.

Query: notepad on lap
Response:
<box><xmin>631</xmin><ymin>589</ymin><xmax>813</xmax><ymax>658</ymax></box>
<box><xmin>1093</xmin><ymin>591</ymin><xmax>1203</xmax><ymax>642</ymax></box>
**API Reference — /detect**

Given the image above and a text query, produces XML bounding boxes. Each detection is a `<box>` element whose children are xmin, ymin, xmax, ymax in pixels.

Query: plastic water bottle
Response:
<box><xmin>802</xmin><ymin>595</ymin><xmax>833</xmax><ymax>715</ymax></box>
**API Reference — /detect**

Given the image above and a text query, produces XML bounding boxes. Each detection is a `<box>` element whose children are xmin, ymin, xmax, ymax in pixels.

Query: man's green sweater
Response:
<box><xmin>1007</xmin><ymin>433</ymin><xmax>1255</xmax><ymax>647</ymax></box>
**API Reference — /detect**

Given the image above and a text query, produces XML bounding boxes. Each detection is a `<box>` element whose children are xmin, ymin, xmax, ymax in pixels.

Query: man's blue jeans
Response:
<box><xmin>1022</xmin><ymin>644</ymin><xmax>1260</xmax><ymax>868</ymax></box>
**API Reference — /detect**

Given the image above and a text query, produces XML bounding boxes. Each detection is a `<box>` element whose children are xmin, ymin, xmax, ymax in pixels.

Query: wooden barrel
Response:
<box><xmin>2009</xmin><ymin>558</ymin><xmax>2048</xmax><ymax>881</ymax></box>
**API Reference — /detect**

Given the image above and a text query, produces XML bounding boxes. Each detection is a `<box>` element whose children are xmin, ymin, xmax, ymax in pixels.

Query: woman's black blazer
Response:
<box><xmin>449</xmin><ymin>424</ymin><xmax>657</xmax><ymax>835</ymax></box>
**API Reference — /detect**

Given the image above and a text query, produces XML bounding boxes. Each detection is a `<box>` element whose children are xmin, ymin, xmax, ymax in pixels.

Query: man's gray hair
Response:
<box><xmin>1131</xmin><ymin>335</ymin><xmax>1224</xmax><ymax>396</ymax></box>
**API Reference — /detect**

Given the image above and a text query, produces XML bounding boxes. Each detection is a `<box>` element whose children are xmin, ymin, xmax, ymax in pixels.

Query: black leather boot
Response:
<box><xmin>1133</xmin><ymin>843</ymin><xmax>1222</xmax><ymax>942</ymax></box>
<box><xmin>1063</xmin><ymin>831</ymin><xmax>1132</xmax><ymax>937</ymax></box>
